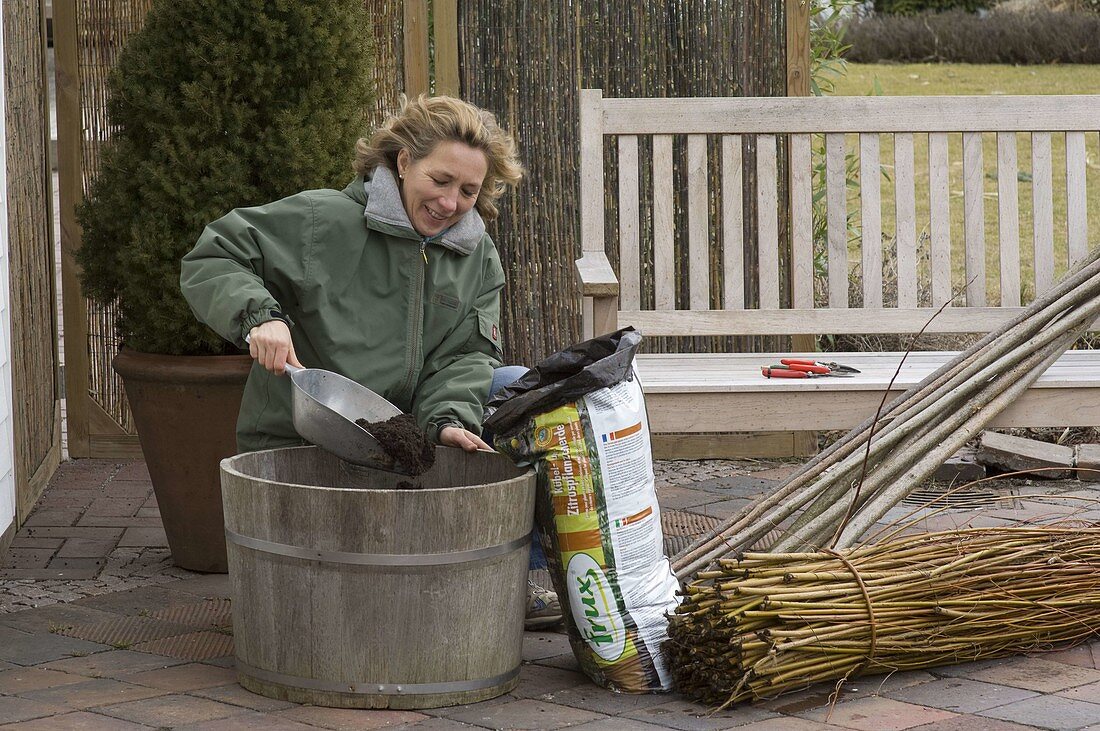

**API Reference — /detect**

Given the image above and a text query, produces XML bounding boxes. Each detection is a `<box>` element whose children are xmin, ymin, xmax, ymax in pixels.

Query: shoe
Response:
<box><xmin>525</xmin><ymin>579</ymin><xmax>563</xmax><ymax>630</ymax></box>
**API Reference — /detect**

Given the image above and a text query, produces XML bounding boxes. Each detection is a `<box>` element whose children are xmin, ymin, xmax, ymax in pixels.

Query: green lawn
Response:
<box><xmin>823</xmin><ymin>63</ymin><xmax>1100</xmax><ymax>303</ymax></box>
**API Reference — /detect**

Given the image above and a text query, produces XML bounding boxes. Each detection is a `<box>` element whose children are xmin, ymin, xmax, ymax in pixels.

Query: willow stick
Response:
<box><xmin>673</xmin><ymin>248</ymin><xmax>1100</xmax><ymax>572</ymax></box>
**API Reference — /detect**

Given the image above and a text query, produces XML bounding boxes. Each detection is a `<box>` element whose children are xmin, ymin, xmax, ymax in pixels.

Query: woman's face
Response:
<box><xmin>397</xmin><ymin>141</ymin><xmax>488</xmax><ymax>238</ymax></box>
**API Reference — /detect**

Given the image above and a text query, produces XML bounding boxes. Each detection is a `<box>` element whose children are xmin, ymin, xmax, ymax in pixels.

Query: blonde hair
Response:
<box><xmin>354</xmin><ymin>95</ymin><xmax>523</xmax><ymax>222</ymax></box>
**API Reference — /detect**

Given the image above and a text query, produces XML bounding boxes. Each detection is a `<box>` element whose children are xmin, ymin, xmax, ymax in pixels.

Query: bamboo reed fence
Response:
<box><xmin>55</xmin><ymin>0</ymin><xmax>153</xmax><ymax>457</ymax></box>
<box><xmin>4</xmin><ymin>0</ymin><xmax>61</xmax><ymax>518</ymax></box>
<box><xmin>459</xmin><ymin>0</ymin><xmax>793</xmax><ymax>364</ymax></box>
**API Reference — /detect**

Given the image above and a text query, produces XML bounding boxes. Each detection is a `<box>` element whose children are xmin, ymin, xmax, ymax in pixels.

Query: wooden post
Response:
<box><xmin>53</xmin><ymin>0</ymin><xmax>91</xmax><ymax>457</ymax></box>
<box><xmin>433</xmin><ymin>0</ymin><xmax>460</xmax><ymax>96</ymax></box>
<box><xmin>403</xmin><ymin>0</ymin><xmax>430</xmax><ymax>97</ymax></box>
<box><xmin>786</xmin><ymin>0</ymin><xmax>811</xmax><ymax>98</ymax></box>
<box><xmin>786</xmin><ymin>0</ymin><xmax>817</xmax><ymax>456</ymax></box>
<box><xmin>786</xmin><ymin>0</ymin><xmax>813</xmax><ymax>357</ymax></box>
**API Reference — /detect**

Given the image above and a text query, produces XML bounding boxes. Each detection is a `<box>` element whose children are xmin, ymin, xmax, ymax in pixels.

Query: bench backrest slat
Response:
<box><xmin>1067</xmin><ymin>131</ymin><xmax>1088</xmax><ymax>266</ymax></box>
<box><xmin>825</xmin><ymin>133</ymin><xmax>848</xmax><ymax>309</ymax></box>
<box><xmin>895</xmin><ymin>132</ymin><xmax>918</xmax><ymax>310</ymax></box>
<box><xmin>1033</xmin><ymin>132</ymin><xmax>1055</xmax><ymax>294</ymax></box>
<box><xmin>790</xmin><ymin>133</ymin><xmax>814</xmax><ymax>309</ymax></box>
<box><xmin>618</xmin><ymin>135</ymin><xmax>641</xmax><ymax>311</ymax></box>
<box><xmin>757</xmin><ymin>134</ymin><xmax>781</xmax><ymax>309</ymax></box>
<box><xmin>722</xmin><ymin>135</ymin><xmax>746</xmax><ymax>310</ymax></box>
<box><xmin>963</xmin><ymin>132</ymin><xmax>986</xmax><ymax>307</ymax></box>
<box><xmin>599</xmin><ymin>96</ymin><xmax>1100</xmax><ymax>133</ymax></box>
<box><xmin>929</xmin><ymin>132</ymin><xmax>952</xmax><ymax>307</ymax></box>
<box><xmin>578</xmin><ymin>90</ymin><xmax>1100</xmax><ymax>337</ymax></box>
<box><xmin>688</xmin><ymin>135</ymin><xmax>711</xmax><ymax>310</ymax></box>
<box><xmin>997</xmin><ymin>132</ymin><xmax>1021</xmax><ymax>307</ymax></box>
<box><xmin>860</xmin><ymin>133</ymin><xmax>883</xmax><ymax>309</ymax></box>
<box><xmin>654</xmin><ymin>135</ymin><xmax>676</xmax><ymax>310</ymax></box>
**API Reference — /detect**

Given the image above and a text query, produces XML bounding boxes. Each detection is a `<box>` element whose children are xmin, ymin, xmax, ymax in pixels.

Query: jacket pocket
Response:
<box><xmin>477</xmin><ymin>310</ymin><xmax>504</xmax><ymax>356</ymax></box>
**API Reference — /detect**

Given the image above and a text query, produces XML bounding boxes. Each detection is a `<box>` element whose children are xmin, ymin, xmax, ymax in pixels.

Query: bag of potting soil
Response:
<box><xmin>484</xmin><ymin>327</ymin><xmax>679</xmax><ymax>693</ymax></box>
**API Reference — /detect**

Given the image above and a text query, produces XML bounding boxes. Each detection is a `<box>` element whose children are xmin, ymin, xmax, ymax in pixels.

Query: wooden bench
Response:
<box><xmin>575</xmin><ymin>89</ymin><xmax>1100</xmax><ymax>456</ymax></box>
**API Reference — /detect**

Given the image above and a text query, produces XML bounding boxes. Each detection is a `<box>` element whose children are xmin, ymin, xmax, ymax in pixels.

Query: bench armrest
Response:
<box><xmin>575</xmin><ymin>253</ymin><xmax>619</xmax><ymax>297</ymax></box>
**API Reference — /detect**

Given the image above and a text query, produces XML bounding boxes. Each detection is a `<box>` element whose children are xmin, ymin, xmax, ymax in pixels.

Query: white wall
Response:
<box><xmin>0</xmin><ymin>2</ymin><xmax>16</xmax><ymax>541</ymax></box>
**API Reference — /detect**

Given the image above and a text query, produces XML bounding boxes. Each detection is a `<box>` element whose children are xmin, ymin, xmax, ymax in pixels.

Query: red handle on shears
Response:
<box><xmin>761</xmin><ymin>366</ymin><xmax>809</xmax><ymax>379</ymax></box>
<box><xmin>779</xmin><ymin>359</ymin><xmax>829</xmax><ymax>373</ymax></box>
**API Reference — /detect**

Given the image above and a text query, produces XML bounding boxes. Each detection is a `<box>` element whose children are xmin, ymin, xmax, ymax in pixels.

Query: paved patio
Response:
<box><xmin>1</xmin><ymin>457</ymin><xmax>1099</xmax><ymax>730</ymax></box>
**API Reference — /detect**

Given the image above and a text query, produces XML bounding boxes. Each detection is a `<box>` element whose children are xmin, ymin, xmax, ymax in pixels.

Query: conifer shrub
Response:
<box><xmin>77</xmin><ymin>0</ymin><xmax>374</xmax><ymax>355</ymax></box>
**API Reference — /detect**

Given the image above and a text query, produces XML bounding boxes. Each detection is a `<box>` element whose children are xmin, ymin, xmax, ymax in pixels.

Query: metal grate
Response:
<box><xmin>56</xmin><ymin>616</ymin><xmax>194</xmax><ymax>647</ymax></box>
<box><xmin>663</xmin><ymin>510</ymin><xmax>722</xmax><ymax>557</ymax></box>
<box><xmin>150</xmin><ymin>598</ymin><xmax>232</xmax><ymax>630</ymax></box>
<box><xmin>902</xmin><ymin>485</ymin><xmax>1017</xmax><ymax>511</ymax></box>
<box><xmin>132</xmin><ymin>630</ymin><xmax>234</xmax><ymax>661</ymax></box>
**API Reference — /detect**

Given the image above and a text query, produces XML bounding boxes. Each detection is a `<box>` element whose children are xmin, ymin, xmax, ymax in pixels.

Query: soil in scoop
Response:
<box><xmin>354</xmin><ymin>413</ymin><xmax>435</xmax><ymax>476</ymax></box>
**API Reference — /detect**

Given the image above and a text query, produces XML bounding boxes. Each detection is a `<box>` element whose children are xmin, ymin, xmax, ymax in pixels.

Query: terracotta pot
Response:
<box><xmin>113</xmin><ymin>348</ymin><xmax>252</xmax><ymax>572</ymax></box>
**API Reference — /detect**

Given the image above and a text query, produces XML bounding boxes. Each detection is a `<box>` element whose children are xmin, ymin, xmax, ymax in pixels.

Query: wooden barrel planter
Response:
<box><xmin>220</xmin><ymin>445</ymin><xmax>535</xmax><ymax>709</ymax></box>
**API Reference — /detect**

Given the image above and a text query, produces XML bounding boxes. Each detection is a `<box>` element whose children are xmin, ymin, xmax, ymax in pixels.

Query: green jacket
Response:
<box><xmin>180</xmin><ymin>167</ymin><xmax>505</xmax><ymax>452</ymax></box>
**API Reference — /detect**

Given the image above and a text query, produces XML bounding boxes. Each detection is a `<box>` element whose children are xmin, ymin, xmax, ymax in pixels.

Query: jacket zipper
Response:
<box><xmin>398</xmin><ymin>238</ymin><xmax>429</xmax><ymax>402</ymax></box>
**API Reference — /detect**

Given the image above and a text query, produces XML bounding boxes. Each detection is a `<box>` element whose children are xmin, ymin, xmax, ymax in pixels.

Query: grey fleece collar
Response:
<box><xmin>362</xmin><ymin>166</ymin><xmax>485</xmax><ymax>256</ymax></box>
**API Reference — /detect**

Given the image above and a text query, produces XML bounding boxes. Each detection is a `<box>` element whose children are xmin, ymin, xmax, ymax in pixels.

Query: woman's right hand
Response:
<box><xmin>248</xmin><ymin>320</ymin><xmax>302</xmax><ymax>375</ymax></box>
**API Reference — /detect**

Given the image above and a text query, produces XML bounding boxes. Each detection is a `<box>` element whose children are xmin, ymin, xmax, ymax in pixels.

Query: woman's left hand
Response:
<box><xmin>440</xmin><ymin>426</ymin><xmax>492</xmax><ymax>452</ymax></box>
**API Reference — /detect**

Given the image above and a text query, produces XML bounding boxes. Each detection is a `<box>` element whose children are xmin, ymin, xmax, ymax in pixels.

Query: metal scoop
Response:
<box><xmin>282</xmin><ymin>363</ymin><xmax>405</xmax><ymax>469</ymax></box>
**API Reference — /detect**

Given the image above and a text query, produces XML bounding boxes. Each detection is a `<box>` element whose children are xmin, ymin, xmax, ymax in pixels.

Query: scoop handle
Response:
<box><xmin>243</xmin><ymin>334</ymin><xmax>301</xmax><ymax>376</ymax></box>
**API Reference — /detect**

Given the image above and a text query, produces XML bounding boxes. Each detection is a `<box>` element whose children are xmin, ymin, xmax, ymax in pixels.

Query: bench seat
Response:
<box><xmin>576</xmin><ymin>90</ymin><xmax>1100</xmax><ymax>455</ymax></box>
<box><xmin>635</xmin><ymin>350</ymin><xmax>1100</xmax><ymax>433</ymax></box>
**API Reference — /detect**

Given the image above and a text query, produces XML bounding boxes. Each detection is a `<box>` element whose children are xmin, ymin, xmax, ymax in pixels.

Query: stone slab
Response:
<box><xmin>0</xmin><ymin>625</ymin><xmax>110</xmax><ymax>665</ymax></box>
<box><xmin>0</xmin><ymin>667</ymin><xmax>90</xmax><ymax>694</ymax></box>
<box><xmin>795</xmin><ymin>695</ymin><xmax>958</xmax><ymax>730</ymax></box>
<box><xmin>623</xmin><ymin>698</ymin><xmax>779</xmax><ymax>730</ymax></box>
<box><xmin>117</xmin><ymin>526</ymin><xmax>168</xmax><ymax>548</ymax></box>
<box><xmin>885</xmin><ymin>677</ymin><xmax>1038</xmax><ymax>713</ymax></box>
<box><xmin>1076</xmin><ymin>444</ymin><xmax>1100</xmax><ymax>482</ymax></box>
<box><xmin>980</xmin><ymin>694</ymin><xmax>1100</xmax><ymax>729</ymax></box>
<box><xmin>96</xmin><ymin>692</ymin><xmax>249</xmax><ymax>727</ymax></box>
<box><xmin>977</xmin><ymin>431</ymin><xmax>1075</xmax><ymax>479</ymax></box>
<box><xmin>0</xmin><ymin>695</ymin><xmax>69</xmax><ymax>724</ymax></box>
<box><xmin>0</xmin><ymin>604</ymin><xmax>120</xmax><ymax>634</ymax></box>
<box><xmin>680</xmin><ymin>474</ymin><xmax>778</xmax><ymax>499</ymax></box>
<box><xmin>41</xmin><ymin>649</ymin><xmax>186</xmax><ymax>679</ymax></box>
<box><xmin>190</xmin><ymin>683</ymin><xmax>297</xmax><ymax>712</ymax></box>
<box><xmin>963</xmin><ymin>656</ymin><xmax>1100</xmax><ymax>693</ymax></box>
<box><xmin>533</xmin><ymin>685</ymin><xmax>670</xmax><ymax>715</ymax></box>
<box><xmin>933</xmin><ymin>453</ymin><xmax>987</xmax><ymax>484</ymax></box>
<box><xmin>444</xmin><ymin>698</ymin><xmax>606</xmax><ymax>729</ymax></box>
<box><xmin>277</xmin><ymin>705</ymin><xmax>429</xmax><ymax>729</ymax></box>
<box><xmin>0</xmin><ymin>711</ymin><xmax>153</xmax><ymax>730</ymax></box>
<box><xmin>510</xmin><ymin>662</ymin><xmax>590</xmax><ymax>700</ymax></box>
<box><xmin>17</xmin><ymin>677</ymin><xmax>168</xmax><ymax>710</ymax></box>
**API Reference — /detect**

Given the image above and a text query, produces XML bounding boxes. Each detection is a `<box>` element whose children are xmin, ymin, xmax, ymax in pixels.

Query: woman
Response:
<box><xmin>180</xmin><ymin>95</ymin><xmax>558</xmax><ymax>628</ymax></box>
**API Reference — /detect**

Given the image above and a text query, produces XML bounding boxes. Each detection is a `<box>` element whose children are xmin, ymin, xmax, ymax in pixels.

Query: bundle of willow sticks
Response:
<box><xmin>672</xmin><ymin>246</ymin><xmax>1100</xmax><ymax>579</ymax></box>
<box><xmin>668</xmin><ymin>527</ymin><xmax>1100</xmax><ymax>707</ymax></box>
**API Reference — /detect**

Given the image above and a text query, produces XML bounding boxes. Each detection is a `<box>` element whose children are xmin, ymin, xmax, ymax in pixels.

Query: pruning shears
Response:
<box><xmin>780</xmin><ymin>358</ymin><xmax>860</xmax><ymax>374</ymax></box>
<box><xmin>760</xmin><ymin>359</ymin><xmax>860</xmax><ymax>379</ymax></box>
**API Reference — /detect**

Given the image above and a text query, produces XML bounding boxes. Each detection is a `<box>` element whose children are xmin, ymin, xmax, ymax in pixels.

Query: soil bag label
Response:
<box><xmin>485</xmin><ymin>328</ymin><xmax>680</xmax><ymax>693</ymax></box>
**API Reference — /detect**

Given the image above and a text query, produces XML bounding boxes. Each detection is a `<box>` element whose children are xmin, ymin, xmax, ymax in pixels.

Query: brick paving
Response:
<box><xmin>0</xmin><ymin>458</ymin><xmax>1099</xmax><ymax>729</ymax></box>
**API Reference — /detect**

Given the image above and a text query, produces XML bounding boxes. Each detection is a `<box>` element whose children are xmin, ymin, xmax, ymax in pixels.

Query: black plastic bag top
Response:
<box><xmin>483</xmin><ymin>327</ymin><xmax>642</xmax><ymax>437</ymax></box>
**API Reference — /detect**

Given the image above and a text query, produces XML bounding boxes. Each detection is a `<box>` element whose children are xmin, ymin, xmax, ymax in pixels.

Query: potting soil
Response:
<box><xmin>354</xmin><ymin>414</ymin><xmax>435</xmax><ymax>475</ymax></box>
<box><xmin>483</xmin><ymin>328</ymin><xmax>680</xmax><ymax>694</ymax></box>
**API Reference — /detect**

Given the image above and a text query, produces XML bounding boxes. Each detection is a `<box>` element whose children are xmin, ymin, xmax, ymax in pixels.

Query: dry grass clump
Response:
<box><xmin>846</xmin><ymin>9</ymin><xmax>1100</xmax><ymax>64</ymax></box>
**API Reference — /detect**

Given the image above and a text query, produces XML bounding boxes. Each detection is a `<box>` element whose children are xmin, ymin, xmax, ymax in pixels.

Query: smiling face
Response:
<box><xmin>396</xmin><ymin>141</ymin><xmax>489</xmax><ymax>238</ymax></box>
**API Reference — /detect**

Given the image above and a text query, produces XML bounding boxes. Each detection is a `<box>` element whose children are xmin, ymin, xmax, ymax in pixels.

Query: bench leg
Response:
<box><xmin>591</xmin><ymin>295</ymin><xmax>619</xmax><ymax>337</ymax></box>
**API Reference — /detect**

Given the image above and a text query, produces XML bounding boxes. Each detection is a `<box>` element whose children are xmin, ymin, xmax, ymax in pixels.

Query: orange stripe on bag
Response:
<box><xmin>558</xmin><ymin>529</ymin><xmax>603</xmax><ymax>553</ymax></box>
